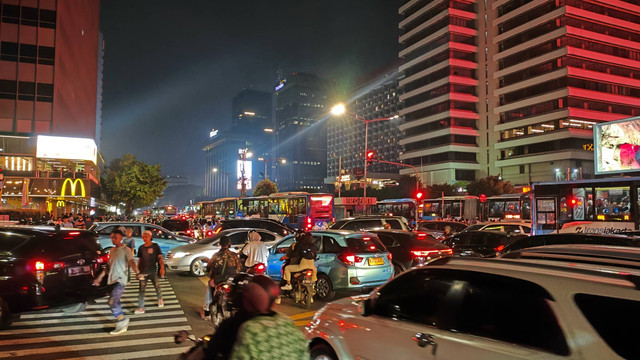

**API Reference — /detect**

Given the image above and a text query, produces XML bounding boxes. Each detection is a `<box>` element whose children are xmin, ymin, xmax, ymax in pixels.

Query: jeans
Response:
<box><xmin>108</xmin><ymin>283</ymin><xmax>126</xmax><ymax>318</ymax></box>
<box><xmin>138</xmin><ymin>273</ymin><xmax>162</xmax><ymax>309</ymax></box>
<box><xmin>203</xmin><ymin>281</ymin><xmax>213</xmax><ymax>310</ymax></box>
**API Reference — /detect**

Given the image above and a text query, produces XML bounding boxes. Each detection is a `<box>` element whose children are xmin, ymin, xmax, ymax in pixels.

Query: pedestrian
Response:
<box><xmin>84</xmin><ymin>215</ymin><xmax>93</xmax><ymax>230</ymax></box>
<box><xmin>241</xmin><ymin>230</ymin><xmax>268</xmax><ymax>269</ymax></box>
<box><xmin>122</xmin><ymin>228</ymin><xmax>136</xmax><ymax>254</ymax></box>
<box><xmin>135</xmin><ymin>230</ymin><xmax>164</xmax><ymax>314</ymax></box>
<box><xmin>62</xmin><ymin>216</ymin><xmax>74</xmax><ymax>228</ymax></box>
<box><xmin>93</xmin><ymin>228</ymin><xmax>142</xmax><ymax>335</ymax></box>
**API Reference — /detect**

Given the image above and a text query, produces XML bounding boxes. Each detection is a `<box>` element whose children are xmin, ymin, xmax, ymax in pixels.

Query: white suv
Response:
<box><xmin>306</xmin><ymin>249</ymin><xmax>639</xmax><ymax>359</ymax></box>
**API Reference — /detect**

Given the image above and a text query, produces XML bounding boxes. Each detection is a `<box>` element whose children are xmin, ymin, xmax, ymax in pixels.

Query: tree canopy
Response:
<box><xmin>466</xmin><ymin>175</ymin><xmax>515</xmax><ymax>196</ymax></box>
<box><xmin>253</xmin><ymin>179</ymin><xmax>278</xmax><ymax>196</ymax></box>
<box><xmin>337</xmin><ymin>175</ymin><xmax>423</xmax><ymax>199</ymax></box>
<box><xmin>102</xmin><ymin>154</ymin><xmax>167</xmax><ymax>215</ymax></box>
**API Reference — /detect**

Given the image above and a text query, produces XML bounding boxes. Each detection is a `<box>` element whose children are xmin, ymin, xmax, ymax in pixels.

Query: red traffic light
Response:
<box><xmin>366</xmin><ymin>151</ymin><xmax>375</xmax><ymax>160</ymax></box>
<box><xmin>416</xmin><ymin>191</ymin><xmax>424</xmax><ymax>200</ymax></box>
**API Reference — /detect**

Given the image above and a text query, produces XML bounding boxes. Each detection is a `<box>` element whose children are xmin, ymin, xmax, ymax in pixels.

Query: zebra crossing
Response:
<box><xmin>0</xmin><ymin>276</ymin><xmax>193</xmax><ymax>360</ymax></box>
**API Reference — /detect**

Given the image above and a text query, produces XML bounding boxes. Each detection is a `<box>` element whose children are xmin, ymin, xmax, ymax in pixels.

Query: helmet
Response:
<box><xmin>294</xmin><ymin>229</ymin><xmax>307</xmax><ymax>242</ymax></box>
<box><xmin>236</xmin><ymin>275</ymin><xmax>279</xmax><ymax>314</ymax></box>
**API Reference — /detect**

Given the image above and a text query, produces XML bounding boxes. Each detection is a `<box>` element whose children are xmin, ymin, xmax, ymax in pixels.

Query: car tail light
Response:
<box><xmin>35</xmin><ymin>261</ymin><xmax>45</xmax><ymax>271</ymax></box>
<box><xmin>368</xmin><ymin>245</ymin><xmax>376</xmax><ymax>251</ymax></box>
<box><xmin>96</xmin><ymin>253</ymin><xmax>110</xmax><ymax>264</ymax></box>
<box><xmin>494</xmin><ymin>244</ymin><xmax>505</xmax><ymax>252</ymax></box>
<box><xmin>305</xmin><ymin>270</ymin><xmax>314</xmax><ymax>277</ymax></box>
<box><xmin>416</xmin><ymin>232</ymin><xmax>428</xmax><ymax>240</ymax></box>
<box><xmin>387</xmin><ymin>253</ymin><xmax>393</xmax><ymax>261</ymax></box>
<box><xmin>442</xmin><ymin>249</ymin><xmax>453</xmax><ymax>256</ymax></box>
<box><xmin>410</xmin><ymin>250</ymin><xmax>439</xmax><ymax>258</ymax></box>
<box><xmin>255</xmin><ymin>263</ymin><xmax>266</xmax><ymax>274</ymax></box>
<box><xmin>337</xmin><ymin>253</ymin><xmax>363</xmax><ymax>266</ymax></box>
<box><xmin>207</xmin><ymin>230</ymin><xmax>214</xmax><ymax>237</ymax></box>
<box><xmin>362</xmin><ymin>237</ymin><xmax>371</xmax><ymax>241</ymax></box>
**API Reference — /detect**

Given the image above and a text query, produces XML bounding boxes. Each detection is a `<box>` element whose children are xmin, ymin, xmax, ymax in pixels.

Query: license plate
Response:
<box><xmin>368</xmin><ymin>257</ymin><xmax>384</xmax><ymax>266</ymax></box>
<box><xmin>68</xmin><ymin>266</ymin><xmax>91</xmax><ymax>277</ymax></box>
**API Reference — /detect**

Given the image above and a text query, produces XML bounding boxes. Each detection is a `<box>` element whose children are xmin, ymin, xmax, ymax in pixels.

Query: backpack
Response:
<box><xmin>299</xmin><ymin>243</ymin><xmax>317</xmax><ymax>260</ymax></box>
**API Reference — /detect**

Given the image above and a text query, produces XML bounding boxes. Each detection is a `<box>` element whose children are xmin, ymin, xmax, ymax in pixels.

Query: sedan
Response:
<box><xmin>266</xmin><ymin>230</ymin><xmax>393</xmax><ymax>301</ymax></box>
<box><xmin>165</xmin><ymin>228</ymin><xmax>282</xmax><ymax>276</ymax></box>
<box><xmin>442</xmin><ymin>230</ymin><xmax>526</xmax><ymax>257</ymax></box>
<box><xmin>371</xmin><ymin>230</ymin><xmax>452</xmax><ymax>276</ymax></box>
<box><xmin>91</xmin><ymin>222</ymin><xmax>192</xmax><ymax>256</ymax></box>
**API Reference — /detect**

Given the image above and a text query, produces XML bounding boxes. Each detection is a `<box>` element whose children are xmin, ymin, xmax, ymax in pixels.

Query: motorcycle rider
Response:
<box><xmin>203</xmin><ymin>275</ymin><xmax>308</xmax><ymax>360</ymax></box>
<box><xmin>281</xmin><ymin>232</ymin><xmax>317</xmax><ymax>291</ymax></box>
<box><xmin>201</xmin><ymin>235</ymin><xmax>242</xmax><ymax>320</ymax></box>
<box><xmin>241</xmin><ymin>230</ymin><xmax>268</xmax><ymax>269</ymax></box>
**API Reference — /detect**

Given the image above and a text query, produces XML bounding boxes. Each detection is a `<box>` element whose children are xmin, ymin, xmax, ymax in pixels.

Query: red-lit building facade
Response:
<box><xmin>0</xmin><ymin>0</ymin><xmax>102</xmax><ymax>216</ymax></box>
<box><xmin>399</xmin><ymin>0</ymin><xmax>640</xmax><ymax>185</ymax></box>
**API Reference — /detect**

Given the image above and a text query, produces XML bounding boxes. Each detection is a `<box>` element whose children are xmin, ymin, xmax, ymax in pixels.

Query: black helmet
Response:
<box><xmin>294</xmin><ymin>229</ymin><xmax>307</xmax><ymax>241</ymax></box>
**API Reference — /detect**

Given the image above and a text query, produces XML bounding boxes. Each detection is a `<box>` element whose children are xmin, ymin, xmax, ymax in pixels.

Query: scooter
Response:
<box><xmin>280</xmin><ymin>262</ymin><xmax>315</xmax><ymax>309</ymax></box>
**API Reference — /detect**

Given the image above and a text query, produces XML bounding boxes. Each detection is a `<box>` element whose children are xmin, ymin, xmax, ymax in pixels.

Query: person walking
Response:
<box><xmin>93</xmin><ymin>228</ymin><xmax>142</xmax><ymax>335</ymax></box>
<box><xmin>241</xmin><ymin>230</ymin><xmax>268</xmax><ymax>269</ymax></box>
<box><xmin>135</xmin><ymin>230</ymin><xmax>164</xmax><ymax>314</ymax></box>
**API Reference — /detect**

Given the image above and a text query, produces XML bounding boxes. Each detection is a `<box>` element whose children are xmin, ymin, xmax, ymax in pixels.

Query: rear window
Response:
<box><xmin>385</xmin><ymin>219</ymin><xmax>404</xmax><ymax>230</ymax></box>
<box><xmin>342</xmin><ymin>220</ymin><xmax>383</xmax><ymax>231</ymax></box>
<box><xmin>162</xmin><ymin>220</ymin><xmax>190</xmax><ymax>231</ymax></box>
<box><xmin>0</xmin><ymin>232</ymin><xmax>32</xmax><ymax>252</ymax></box>
<box><xmin>575</xmin><ymin>294</ymin><xmax>638</xmax><ymax>359</ymax></box>
<box><xmin>418</xmin><ymin>222</ymin><xmax>439</xmax><ymax>230</ymax></box>
<box><xmin>346</xmin><ymin>236</ymin><xmax>386</xmax><ymax>253</ymax></box>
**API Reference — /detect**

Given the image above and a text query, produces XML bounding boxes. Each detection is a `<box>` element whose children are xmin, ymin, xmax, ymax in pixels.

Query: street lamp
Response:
<box><xmin>258</xmin><ymin>157</ymin><xmax>270</xmax><ymax>179</ymax></box>
<box><xmin>280</xmin><ymin>158</ymin><xmax>287</xmax><ymax>164</ymax></box>
<box><xmin>212</xmin><ymin>167</ymin><xmax>218</xmax><ymax>173</ymax></box>
<box><xmin>331</xmin><ymin>103</ymin><xmax>400</xmax><ymax>214</ymax></box>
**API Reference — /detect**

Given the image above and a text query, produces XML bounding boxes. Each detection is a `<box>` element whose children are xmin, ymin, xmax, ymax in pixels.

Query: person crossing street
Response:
<box><xmin>135</xmin><ymin>230</ymin><xmax>165</xmax><ymax>314</ymax></box>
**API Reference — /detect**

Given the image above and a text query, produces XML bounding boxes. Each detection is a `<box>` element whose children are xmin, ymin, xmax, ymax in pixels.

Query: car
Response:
<box><xmin>502</xmin><ymin>244</ymin><xmax>640</xmax><ymax>266</ymax></box>
<box><xmin>330</xmin><ymin>216</ymin><xmax>409</xmax><ymax>231</ymax></box>
<box><xmin>417</xmin><ymin>220</ymin><xmax>467</xmax><ymax>233</ymax></box>
<box><xmin>442</xmin><ymin>230</ymin><xmax>526</xmax><ymax>257</ymax></box>
<box><xmin>306</xmin><ymin>255</ymin><xmax>640</xmax><ymax>360</ymax></box>
<box><xmin>370</xmin><ymin>230</ymin><xmax>453</xmax><ymax>276</ymax></box>
<box><xmin>161</xmin><ymin>219</ymin><xmax>194</xmax><ymax>238</ymax></box>
<box><xmin>460</xmin><ymin>221</ymin><xmax>531</xmax><ymax>235</ymax></box>
<box><xmin>165</xmin><ymin>228</ymin><xmax>282</xmax><ymax>276</ymax></box>
<box><xmin>266</xmin><ymin>230</ymin><xmax>393</xmax><ymax>301</ymax></box>
<box><xmin>502</xmin><ymin>233</ymin><xmax>640</xmax><ymax>254</ymax></box>
<box><xmin>0</xmin><ymin>227</ymin><xmax>112</xmax><ymax>328</ymax></box>
<box><xmin>213</xmin><ymin>219</ymin><xmax>294</xmax><ymax>237</ymax></box>
<box><xmin>90</xmin><ymin>222</ymin><xmax>191</xmax><ymax>256</ymax></box>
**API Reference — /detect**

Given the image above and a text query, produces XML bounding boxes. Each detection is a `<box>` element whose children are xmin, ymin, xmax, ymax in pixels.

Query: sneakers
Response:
<box><xmin>158</xmin><ymin>299</ymin><xmax>164</xmax><ymax>308</ymax></box>
<box><xmin>110</xmin><ymin>317</ymin><xmax>130</xmax><ymax>335</ymax></box>
<box><xmin>200</xmin><ymin>308</ymin><xmax>210</xmax><ymax>321</ymax></box>
<box><xmin>134</xmin><ymin>308</ymin><xmax>145</xmax><ymax>314</ymax></box>
<box><xmin>281</xmin><ymin>284</ymin><xmax>292</xmax><ymax>291</ymax></box>
<box><xmin>274</xmin><ymin>296</ymin><xmax>281</xmax><ymax>305</ymax></box>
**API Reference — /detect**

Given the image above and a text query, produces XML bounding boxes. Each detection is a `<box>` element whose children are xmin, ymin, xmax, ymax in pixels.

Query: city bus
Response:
<box><xmin>198</xmin><ymin>198</ymin><xmax>239</xmax><ymax>219</ymax></box>
<box><xmin>482</xmin><ymin>194</ymin><xmax>531</xmax><ymax>221</ymax></box>
<box><xmin>531</xmin><ymin>177</ymin><xmax>640</xmax><ymax>235</ymax></box>
<box><xmin>164</xmin><ymin>205</ymin><xmax>177</xmax><ymax>216</ymax></box>
<box><xmin>421</xmin><ymin>196</ymin><xmax>480</xmax><ymax>220</ymax></box>
<box><xmin>242</xmin><ymin>192</ymin><xmax>335</xmax><ymax>230</ymax></box>
<box><xmin>373</xmin><ymin>198</ymin><xmax>417</xmax><ymax>222</ymax></box>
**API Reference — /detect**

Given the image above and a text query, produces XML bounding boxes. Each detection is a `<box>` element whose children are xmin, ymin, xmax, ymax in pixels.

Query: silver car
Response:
<box><xmin>165</xmin><ymin>228</ymin><xmax>282</xmax><ymax>276</ymax></box>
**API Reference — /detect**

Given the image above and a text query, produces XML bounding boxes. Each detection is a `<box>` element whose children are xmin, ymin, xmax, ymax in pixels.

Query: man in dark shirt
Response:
<box><xmin>201</xmin><ymin>235</ymin><xmax>242</xmax><ymax>319</ymax></box>
<box><xmin>135</xmin><ymin>230</ymin><xmax>165</xmax><ymax>314</ymax></box>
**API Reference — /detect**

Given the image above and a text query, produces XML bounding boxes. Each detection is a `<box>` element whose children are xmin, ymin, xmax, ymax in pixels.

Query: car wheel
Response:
<box><xmin>0</xmin><ymin>297</ymin><xmax>12</xmax><ymax>329</ymax></box>
<box><xmin>310</xmin><ymin>343</ymin><xmax>338</xmax><ymax>360</ymax></box>
<box><xmin>190</xmin><ymin>258</ymin><xmax>208</xmax><ymax>277</ymax></box>
<box><xmin>315</xmin><ymin>274</ymin><xmax>334</xmax><ymax>301</ymax></box>
<box><xmin>393</xmin><ymin>263</ymin><xmax>404</xmax><ymax>277</ymax></box>
<box><xmin>62</xmin><ymin>302</ymin><xmax>87</xmax><ymax>313</ymax></box>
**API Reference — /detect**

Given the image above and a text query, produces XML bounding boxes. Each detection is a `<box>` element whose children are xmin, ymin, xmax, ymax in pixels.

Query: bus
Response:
<box><xmin>483</xmin><ymin>194</ymin><xmax>531</xmax><ymax>221</ymax></box>
<box><xmin>422</xmin><ymin>196</ymin><xmax>480</xmax><ymax>220</ymax></box>
<box><xmin>373</xmin><ymin>199</ymin><xmax>417</xmax><ymax>222</ymax></box>
<box><xmin>198</xmin><ymin>198</ymin><xmax>239</xmax><ymax>219</ymax></box>
<box><xmin>531</xmin><ymin>177</ymin><xmax>640</xmax><ymax>235</ymax></box>
<box><xmin>164</xmin><ymin>205</ymin><xmax>177</xmax><ymax>216</ymax></box>
<box><xmin>240</xmin><ymin>192</ymin><xmax>335</xmax><ymax>230</ymax></box>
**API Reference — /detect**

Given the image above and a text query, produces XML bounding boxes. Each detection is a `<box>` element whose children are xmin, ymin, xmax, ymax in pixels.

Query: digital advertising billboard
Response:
<box><xmin>594</xmin><ymin>117</ymin><xmax>640</xmax><ymax>175</ymax></box>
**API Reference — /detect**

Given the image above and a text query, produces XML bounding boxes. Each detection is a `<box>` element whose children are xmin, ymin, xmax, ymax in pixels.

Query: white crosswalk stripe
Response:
<box><xmin>0</xmin><ymin>276</ymin><xmax>192</xmax><ymax>359</ymax></box>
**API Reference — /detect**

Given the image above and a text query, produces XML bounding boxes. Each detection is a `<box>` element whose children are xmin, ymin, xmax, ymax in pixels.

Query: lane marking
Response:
<box><xmin>294</xmin><ymin>320</ymin><xmax>310</xmax><ymax>327</ymax></box>
<box><xmin>289</xmin><ymin>311</ymin><xmax>316</xmax><ymax>320</ymax></box>
<box><xmin>0</xmin><ymin>317</ymin><xmax>189</xmax><ymax>335</ymax></box>
<box><xmin>198</xmin><ymin>276</ymin><xmax>209</xmax><ymax>287</ymax></box>
<box><xmin>19</xmin><ymin>304</ymin><xmax>182</xmax><ymax>319</ymax></box>
<box><xmin>12</xmin><ymin>310</ymin><xmax>186</xmax><ymax>326</ymax></box>
<box><xmin>0</xmin><ymin>336</ymin><xmax>176</xmax><ymax>358</ymax></box>
<box><xmin>0</xmin><ymin>325</ymin><xmax>192</xmax><ymax>346</ymax></box>
<box><xmin>57</xmin><ymin>346</ymin><xmax>192</xmax><ymax>360</ymax></box>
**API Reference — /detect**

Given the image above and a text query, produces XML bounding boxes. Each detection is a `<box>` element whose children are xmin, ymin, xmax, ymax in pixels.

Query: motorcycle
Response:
<box><xmin>208</xmin><ymin>262</ymin><xmax>266</xmax><ymax>328</ymax></box>
<box><xmin>281</xmin><ymin>265</ymin><xmax>316</xmax><ymax>309</ymax></box>
<box><xmin>174</xmin><ymin>330</ymin><xmax>208</xmax><ymax>360</ymax></box>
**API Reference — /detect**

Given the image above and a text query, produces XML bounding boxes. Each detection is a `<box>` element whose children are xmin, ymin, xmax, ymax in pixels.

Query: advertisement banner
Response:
<box><xmin>559</xmin><ymin>221</ymin><xmax>635</xmax><ymax>234</ymax></box>
<box><xmin>594</xmin><ymin>117</ymin><xmax>640</xmax><ymax>174</ymax></box>
<box><xmin>36</xmin><ymin>135</ymin><xmax>98</xmax><ymax>164</ymax></box>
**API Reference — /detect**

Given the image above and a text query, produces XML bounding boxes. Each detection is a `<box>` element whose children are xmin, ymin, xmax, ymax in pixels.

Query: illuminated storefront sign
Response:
<box><xmin>61</xmin><ymin>178</ymin><xmax>86</xmax><ymax>198</ymax></box>
<box><xmin>275</xmin><ymin>79</ymin><xmax>287</xmax><ymax>91</ymax></box>
<box><xmin>36</xmin><ymin>135</ymin><xmax>97</xmax><ymax>164</ymax></box>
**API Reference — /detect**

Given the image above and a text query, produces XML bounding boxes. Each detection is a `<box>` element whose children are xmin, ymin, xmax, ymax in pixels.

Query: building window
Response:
<box><xmin>520</xmin><ymin>165</ymin><xmax>525</xmax><ymax>174</ymax></box>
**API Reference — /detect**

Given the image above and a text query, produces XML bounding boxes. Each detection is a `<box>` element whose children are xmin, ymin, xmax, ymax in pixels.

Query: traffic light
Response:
<box><xmin>366</xmin><ymin>150</ymin><xmax>375</xmax><ymax>164</ymax></box>
<box><xmin>415</xmin><ymin>191</ymin><xmax>424</xmax><ymax>200</ymax></box>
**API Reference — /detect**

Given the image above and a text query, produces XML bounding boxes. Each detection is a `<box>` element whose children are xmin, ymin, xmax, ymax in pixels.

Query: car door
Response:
<box><xmin>341</xmin><ymin>270</ymin><xmax>462</xmax><ymax>360</ymax></box>
<box><xmin>316</xmin><ymin>235</ymin><xmax>341</xmax><ymax>278</ymax></box>
<box><xmin>266</xmin><ymin>237</ymin><xmax>294</xmax><ymax>279</ymax></box>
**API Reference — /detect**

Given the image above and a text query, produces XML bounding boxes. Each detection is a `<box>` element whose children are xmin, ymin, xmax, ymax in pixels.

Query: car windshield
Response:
<box><xmin>346</xmin><ymin>236</ymin><xmax>386</xmax><ymax>253</ymax></box>
<box><xmin>330</xmin><ymin>220</ymin><xmax>349</xmax><ymax>229</ymax></box>
<box><xmin>162</xmin><ymin>220</ymin><xmax>190</xmax><ymax>231</ymax></box>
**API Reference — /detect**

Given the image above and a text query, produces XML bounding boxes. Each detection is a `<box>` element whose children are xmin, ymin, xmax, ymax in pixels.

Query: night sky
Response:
<box><xmin>99</xmin><ymin>0</ymin><xmax>401</xmax><ymax>185</ymax></box>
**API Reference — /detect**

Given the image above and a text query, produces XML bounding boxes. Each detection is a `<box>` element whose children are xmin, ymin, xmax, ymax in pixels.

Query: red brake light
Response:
<box><xmin>337</xmin><ymin>253</ymin><xmax>363</xmax><ymax>266</ymax></box>
<box><xmin>410</xmin><ymin>250</ymin><xmax>439</xmax><ymax>258</ymax></box>
<box><xmin>68</xmin><ymin>232</ymin><xmax>80</xmax><ymax>236</ymax></box>
<box><xmin>368</xmin><ymin>245</ymin><xmax>376</xmax><ymax>251</ymax></box>
<box><xmin>96</xmin><ymin>253</ymin><xmax>110</xmax><ymax>264</ymax></box>
<box><xmin>416</xmin><ymin>232</ymin><xmax>427</xmax><ymax>240</ymax></box>
<box><xmin>35</xmin><ymin>261</ymin><xmax>45</xmax><ymax>271</ymax></box>
<box><xmin>387</xmin><ymin>253</ymin><xmax>393</xmax><ymax>261</ymax></box>
<box><xmin>256</xmin><ymin>263</ymin><xmax>265</xmax><ymax>271</ymax></box>
<box><xmin>305</xmin><ymin>270</ymin><xmax>313</xmax><ymax>277</ymax></box>
<box><xmin>362</xmin><ymin>237</ymin><xmax>371</xmax><ymax>241</ymax></box>
<box><xmin>495</xmin><ymin>244</ymin><xmax>505</xmax><ymax>252</ymax></box>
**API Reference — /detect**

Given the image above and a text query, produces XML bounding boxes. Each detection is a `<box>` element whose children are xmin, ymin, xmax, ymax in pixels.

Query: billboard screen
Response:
<box><xmin>594</xmin><ymin>117</ymin><xmax>640</xmax><ymax>174</ymax></box>
<box><xmin>236</xmin><ymin>160</ymin><xmax>252</xmax><ymax>190</ymax></box>
<box><xmin>36</xmin><ymin>135</ymin><xmax>97</xmax><ymax>164</ymax></box>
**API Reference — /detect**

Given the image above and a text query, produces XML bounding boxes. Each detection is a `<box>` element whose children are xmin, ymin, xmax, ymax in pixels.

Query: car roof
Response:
<box><xmin>0</xmin><ymin>226</ymin><xmax>92</xmax><ymax>236</ymax></box>
<box><xmin>220</xmin><ymin>228</ymin><xmax>278</xmax><ymax>234</ymax></box>
<box><xmin>457</xmin><ymin>230</ymin><xmax>510</xmax><ymax>236</ymax></box>
<box><xmin>473</xmin><ymin>221</ymin><xmax>532</xmax><ymax>226</ymax></box>
<box><xmin>503</xmin><ymin>244</ymin><xmax>640</xmax><ymax>260</ymax></box>
<box><xmin>339</xmin><ymin>216</ymin><xmax>405</xmax><ymax>220</ymax></box>
<box><xmin>370</xmin><ymin>229</ymin><xmax>412</xmax><ymax>235</ymax></box>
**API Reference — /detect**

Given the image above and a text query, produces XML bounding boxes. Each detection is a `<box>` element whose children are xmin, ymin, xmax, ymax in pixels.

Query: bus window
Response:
<box><xmin>571</xmin><ymin>188</ymin><xmax>592</xmax><ymax>221</ymax></box>
<box><xmin>536</xmin><ymin>199</ymin><xmax>555</xmax><ymax>225</ymax></box>
<box><xmin>595</xmin><ymin>187</ymin><xmax>630</xmax><ymax>221</ymax></box>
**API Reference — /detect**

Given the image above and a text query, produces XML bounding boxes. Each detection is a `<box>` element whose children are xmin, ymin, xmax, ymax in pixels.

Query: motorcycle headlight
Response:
<box><xmin>172</xmin><ymin>252</ymin><xmax>190</xmax><ymax>259</ymax></box>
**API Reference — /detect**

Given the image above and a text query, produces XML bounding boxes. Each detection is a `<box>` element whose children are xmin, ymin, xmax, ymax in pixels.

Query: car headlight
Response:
<box><xmin>172</xmin><ymin>252</ymin><xmax>191</xmax><ymax>259</ymax></box>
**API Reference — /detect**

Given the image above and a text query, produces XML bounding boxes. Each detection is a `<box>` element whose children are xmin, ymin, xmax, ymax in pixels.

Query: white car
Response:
<box><xmin>461</xmin><ymin>221</ymin><xmax>531</xmax><ymax>235</ymax></box>
<box><xmin>165</xmin><ymin>228</ymin><xmax>282</xmax><ymax>276</ymax></box>
<box><xmin>306</xmin><ymin>248</ymin><xmax>640</xmax><ymax>359</ymax></box>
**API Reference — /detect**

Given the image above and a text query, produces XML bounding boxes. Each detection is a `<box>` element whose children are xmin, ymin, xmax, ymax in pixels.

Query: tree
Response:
<box><xmin>466</xmin><ymin>175</ymin><xmax>515</xmax><ymax>196</ymax></box>
<box><xmin>253</xmin><ymin>179</ymin><xmax>278</xmax><ymax>196</ymax></box>
<box><xmin>426</xmin><ymin>183</ymin><xmax>458</xmax><ymax>197</ymax></box>
<box><xmin>102</xmin><ymin>154</ymin><xmax>167</xmax><ymax>215</ymax></box>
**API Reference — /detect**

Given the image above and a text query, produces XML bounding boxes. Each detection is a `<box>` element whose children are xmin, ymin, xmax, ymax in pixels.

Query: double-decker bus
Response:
<box><xmin>483</xmin><ymin>194</ymin><xmax>531</xmax><ymax>221</ymax></box>
<box><xmin>373</xmin><ymin>198</ymin><xmax>417</xmax><ymax>222</ymax></box>
<box><xmin>421</xmin><ymin>196</ymin><xmax>480</xmax><ymax>220</ymax></box>
<box><xmin>531</xmin><ymin>177</ymin><xmax>640</xmax><ymax>235</ymax></box>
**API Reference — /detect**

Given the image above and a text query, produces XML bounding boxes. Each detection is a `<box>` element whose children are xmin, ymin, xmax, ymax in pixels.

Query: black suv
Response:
<box><xmin>330</xmin><ymin>216</ymin><xmax>409</xmax><ymax>231</ymax></box>
<box><xmin>443</xmin><ymin>230</ymin><xmax>527</xmax><ymax>257</ymax></box>
<box><xmin>161</xmin><ymin>219</ymin><xmax>193</xmax><ymax>237</ymax></box>
<box><xmin>213</xmin><ymin>219</ymin><xmax>294</xmax><ymax>237</ymax></box>
<box><xmin>371</xmin><ymin>230</ymin><xmax>453</xmax><ymax>276</ymax></box>
<box><xmin>0</xmin><ymin>227</ymin><xmax>111</xmax><ymax>328</ymax></box>
<box><xmin>502</xmin><ymin>233</ymin><xmax>640</xmax><ymax>254</ymax></box>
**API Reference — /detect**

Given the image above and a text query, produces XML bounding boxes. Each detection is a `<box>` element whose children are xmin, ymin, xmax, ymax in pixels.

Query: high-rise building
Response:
<box><xmin>398</xmin><ymin>0</ymin><xmax>480</xmax><ymax>185</ymax></box>
<box><xmin>0</xmin><ymin>0</ymin><xmax>102</xmax><ymax>215</ymax></box>
<box><xmin>231</xmin><ymin>89</ymin><xmax>272</xmax><ymax>135</ymax></box>
<box><xmin>275</xmin><ymin>72</ymin><xmax>332</xmax><ymax>191</ymax></box>
<box><xmin>398</xmin><ymin>0</ymin><xmax>640</xmax><ymax>186</ymax></box>
<box><xmin>326</xmin><ymin>65</ymin><xmax>404</xmax><ymax>187</ymax></box>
